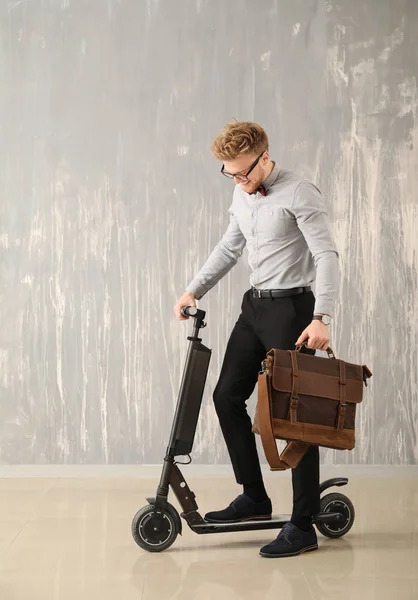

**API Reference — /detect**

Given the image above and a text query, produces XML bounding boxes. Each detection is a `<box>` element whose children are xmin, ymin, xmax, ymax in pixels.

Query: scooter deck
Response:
<box><xmin>190</xmin><ymin>511</ymin><xmax>342</xmax><ymax>534</ymax></box>
<box><xmin>192</xmin><ymin>515</ymin><xmax>290</xmax><ymax>534</ymax></box>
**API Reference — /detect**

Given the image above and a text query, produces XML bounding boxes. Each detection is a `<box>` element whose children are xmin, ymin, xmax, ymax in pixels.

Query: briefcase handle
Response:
<box><xmin>295</xmin><ymin>339</ymin><xmax>336</xmax><ymax>359</ymax></box>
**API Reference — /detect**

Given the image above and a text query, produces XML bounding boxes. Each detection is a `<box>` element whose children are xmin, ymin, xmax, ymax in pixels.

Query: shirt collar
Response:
<box><xmin>262</xmin><ymin>161</ymin><xmax>280</xmax><ymax>192</ymax></box>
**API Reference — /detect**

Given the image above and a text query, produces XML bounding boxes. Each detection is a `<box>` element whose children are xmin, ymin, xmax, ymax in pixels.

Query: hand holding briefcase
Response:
<box><xmin>252</xmin><ymin>341</ymin><xmax>373</xmax><ymax>470</ymax></box>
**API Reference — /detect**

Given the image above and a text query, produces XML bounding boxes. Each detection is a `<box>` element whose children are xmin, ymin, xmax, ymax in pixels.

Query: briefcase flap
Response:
<box><xmin>269</xmin><ymin>349</ymin><xmax>367</xmax><ymax>404</ymax></box>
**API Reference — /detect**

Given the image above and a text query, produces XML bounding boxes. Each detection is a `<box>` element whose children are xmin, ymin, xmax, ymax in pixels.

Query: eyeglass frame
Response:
<box><xmin>221</xmin><ymin>151</ymin><xmax>266</xmax><ymax>182</ymax></box>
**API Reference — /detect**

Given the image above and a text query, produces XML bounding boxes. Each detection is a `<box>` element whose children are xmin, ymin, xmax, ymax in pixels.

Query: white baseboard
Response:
<box><xmin>0</xmin><ymin>464</ymin><xmax>417</xmax><ymax>478</ymax></box>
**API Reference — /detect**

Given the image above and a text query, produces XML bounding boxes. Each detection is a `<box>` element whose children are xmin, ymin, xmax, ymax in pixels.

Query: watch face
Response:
<box><xmin>322</xmin><ymin>315</ymin><xmax>332</xmax><ymax>326</ymax></box>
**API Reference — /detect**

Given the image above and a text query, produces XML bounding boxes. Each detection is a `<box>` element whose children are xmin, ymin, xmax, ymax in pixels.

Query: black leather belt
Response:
<box><xmin>251</xmin><ymin>286</ymin><xmax>311</xmax><ymax>299</ymax></box>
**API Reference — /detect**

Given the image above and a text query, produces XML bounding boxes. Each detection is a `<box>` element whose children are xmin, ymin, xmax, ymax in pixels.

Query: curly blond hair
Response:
<box><xmin>211</xmin><ymin>121</ymin><xmax>269</xmax><ymax>161</ymax></box>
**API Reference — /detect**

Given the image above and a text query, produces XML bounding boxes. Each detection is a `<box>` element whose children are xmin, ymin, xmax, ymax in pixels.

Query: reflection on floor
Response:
<box><xmin>0</xmin><ymin>467</ymin><xmax>417</xmax><ymax>599</ymax></box>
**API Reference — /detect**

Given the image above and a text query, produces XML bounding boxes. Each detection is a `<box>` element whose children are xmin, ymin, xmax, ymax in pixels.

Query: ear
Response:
<box><xmin>263</xmin><ymin>150</ymin><xmax>269</xmax><ymax>163</ymax></box>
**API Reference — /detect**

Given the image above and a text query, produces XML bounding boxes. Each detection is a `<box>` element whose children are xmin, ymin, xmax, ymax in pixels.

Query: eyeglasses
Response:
<box><xmin>221</xmin><ymin>152</ymin><xmax>265</xmax><ymax>182</ymax></box>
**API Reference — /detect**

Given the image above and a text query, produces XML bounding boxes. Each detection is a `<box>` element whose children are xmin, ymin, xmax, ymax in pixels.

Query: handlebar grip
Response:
<box><xmin>181</xmin><ymin>306</ymin><xmax>198</xmax><ymax>317</ymax></box>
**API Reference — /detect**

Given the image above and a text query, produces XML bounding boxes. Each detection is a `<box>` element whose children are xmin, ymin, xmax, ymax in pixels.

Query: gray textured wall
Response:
<box><xmin>0</xmin><ymin>0</ymin><xmax>417</xmax><ymax>465</ymax></box>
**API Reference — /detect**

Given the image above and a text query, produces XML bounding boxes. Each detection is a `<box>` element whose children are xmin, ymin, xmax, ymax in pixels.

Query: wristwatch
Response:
<box><xmin>313</xmin><ymin>314</ymin><xmax>332</xmax><ymax>326</ymax></box>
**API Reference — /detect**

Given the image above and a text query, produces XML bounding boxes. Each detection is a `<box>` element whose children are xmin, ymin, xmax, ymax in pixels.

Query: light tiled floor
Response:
<box><xmin>0</xmin><ymin>470</ymin><xmax>417</xmax><ymax>599</ymax></box>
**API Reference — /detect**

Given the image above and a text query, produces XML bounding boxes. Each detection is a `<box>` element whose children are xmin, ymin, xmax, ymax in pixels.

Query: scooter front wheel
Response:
<box><xmin>131</xmin><ymin>503</ymin><xmax>179</xmax><ymax>552</ymax></box>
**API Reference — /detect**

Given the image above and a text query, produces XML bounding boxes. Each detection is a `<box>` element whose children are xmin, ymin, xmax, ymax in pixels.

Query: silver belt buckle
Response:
<box><xmin>254</xmin><ymin>288</ymin><xmax>262</xmax><ymax>298</ymax></box>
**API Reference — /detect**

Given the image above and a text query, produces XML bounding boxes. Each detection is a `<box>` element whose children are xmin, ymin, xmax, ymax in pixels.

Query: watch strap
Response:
<box><xmin>313</xmin><ymin>315</ymin><xmax>331</xmax><ymax>324</ymax></box>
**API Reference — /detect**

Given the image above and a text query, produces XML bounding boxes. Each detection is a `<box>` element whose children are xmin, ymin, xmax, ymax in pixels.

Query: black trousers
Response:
<box><xmin>213</xmin><ymin>289</ymin><xmax>320</xmax><ymax>518</ymax></box>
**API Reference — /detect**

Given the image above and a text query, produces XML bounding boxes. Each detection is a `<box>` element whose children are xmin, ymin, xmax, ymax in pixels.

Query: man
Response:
<box><xmin>173</xmin><ymin>121</ymin><xmax>339</xmax><ymax>558</ymax></box>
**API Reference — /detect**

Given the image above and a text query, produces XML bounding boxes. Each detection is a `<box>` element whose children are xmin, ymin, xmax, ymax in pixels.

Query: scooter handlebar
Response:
<box><xmin>181</xmin><ymin>306</ymin><xmax>206</xmax><ymax>321</ymax></box>
<box><xmin>181</xmin><ymin>306</ymin><xmax>198</xmax><ymax>317</ymax></box>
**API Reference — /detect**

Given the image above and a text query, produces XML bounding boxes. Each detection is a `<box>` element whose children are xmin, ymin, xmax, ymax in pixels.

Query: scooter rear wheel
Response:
<box><xmin>132</xmin><ymin>504</ymin><xmax>179</xmax><ymax>552</ymax></box>
<box><xmin>316</xmin><ymin>492</ymin><xmax>355</xmax><ymax>538</ymax></box>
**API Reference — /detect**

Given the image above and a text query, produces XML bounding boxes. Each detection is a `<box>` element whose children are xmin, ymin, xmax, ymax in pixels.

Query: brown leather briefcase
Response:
<box><xmin>252</xmin><ymin>342</ymin><xmax>373</xmax><ymax>470</ymax></box>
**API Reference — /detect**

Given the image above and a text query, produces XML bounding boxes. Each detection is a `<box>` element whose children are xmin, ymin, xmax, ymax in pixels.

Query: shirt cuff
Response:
<box><xmin>313</xmin><ymin>302</ymin><xmax>333</xmax><ymax>319</ymax></box>
<box><xmin>185</xmin><ymin>280</ymin><xmax>208</xmax><ymax>301</ymax></box>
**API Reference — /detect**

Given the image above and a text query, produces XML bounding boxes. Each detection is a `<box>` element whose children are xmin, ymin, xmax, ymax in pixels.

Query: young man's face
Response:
<box><xmin>222</xmin><ymin>152</ymin><xmax>269</xmax><ymax>195</ymax></box>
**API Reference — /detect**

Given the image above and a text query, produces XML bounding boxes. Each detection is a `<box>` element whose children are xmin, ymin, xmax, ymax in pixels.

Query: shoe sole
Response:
<box><xmin>204</xmin><ymin>514</ymin><xmax>272</xmax><ymax>524</ymax></box>
<box><xmin>259</xmin><ymin>543</ymin><xmax>319</xmax><ymax>558</ymax></box>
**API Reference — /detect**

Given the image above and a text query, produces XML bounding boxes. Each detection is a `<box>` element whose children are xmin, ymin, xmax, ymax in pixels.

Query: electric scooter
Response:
<box><xmin>132</xmin><ymin>307</ymin><xmax>355</xmax><ymax>553</ymax></box>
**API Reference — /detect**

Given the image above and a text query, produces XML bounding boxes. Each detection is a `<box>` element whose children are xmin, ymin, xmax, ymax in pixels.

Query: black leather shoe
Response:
<box><xmin>259</xmin><ymin>522</ymin><xmax>318</xmax><ymax>558</ymax></box>
<box><xmin>204</xmin><ymin>494</ymin><xmax>272</xmax><ymax>523</ymax></box>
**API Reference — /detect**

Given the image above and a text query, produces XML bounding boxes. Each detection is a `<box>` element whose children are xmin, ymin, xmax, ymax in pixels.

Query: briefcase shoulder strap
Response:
<box><xmin>257</xmin><ymin>372</ymin><xmax>309</xmax><ymax>471</ymax></box>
